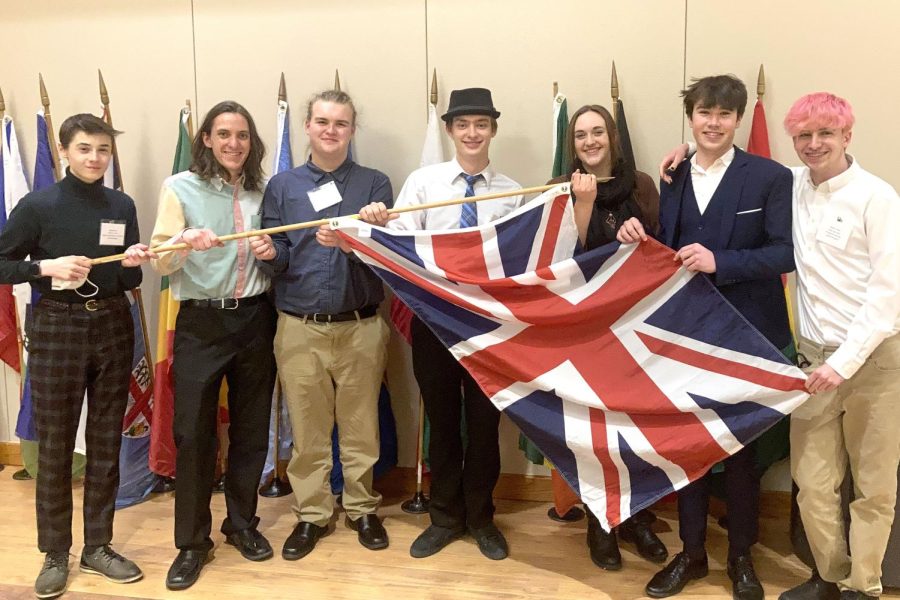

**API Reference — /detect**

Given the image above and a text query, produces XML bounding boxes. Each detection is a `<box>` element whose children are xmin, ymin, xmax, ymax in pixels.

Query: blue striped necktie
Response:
<box><xmin>459</xmin><ymin>173</ymin><xmax>481</xmax><ymax>228</ymax></box>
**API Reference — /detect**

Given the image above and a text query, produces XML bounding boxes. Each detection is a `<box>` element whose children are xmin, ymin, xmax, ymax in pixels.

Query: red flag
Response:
<box><xmin>746</xmin><ymin>99</ymin><xmax>771</xmax><ymax>158</ymax></box>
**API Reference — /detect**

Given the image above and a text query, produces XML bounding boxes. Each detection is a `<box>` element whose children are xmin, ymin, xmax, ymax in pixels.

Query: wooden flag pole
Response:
<box><xmin>90</xmin><ymin>182</ymin><xmax>596</xmax><ymax>265</ymax></box>
<box><xmin>611</xmin><ymin>61</ymin><xmax>619</xmax><ymax>106</ymax></box>
<box><xmin>0</xmin><ymin>86</ymin><xmax>5</xmax><ymax>120</ymax></box>
<box><xmin>185</xmin><ymin>99</ymin><xmax>194</xmax><ymax>137</ymax></box>
<box><xmin>98</xmin><ymin>69</ymin><xmax>124</xmax><ymax>191</ymax></box>
<box><xmin>38</xmin><ymin>74</ymin><xmax>61</xmax><ymax>181</ymax></box>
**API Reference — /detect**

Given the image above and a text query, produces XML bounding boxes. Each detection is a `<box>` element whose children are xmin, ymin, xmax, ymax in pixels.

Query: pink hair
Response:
<box><xmin>783</xmin><ymin>92</ymin><xmax>855</xmax><ymax>136</ymax></box>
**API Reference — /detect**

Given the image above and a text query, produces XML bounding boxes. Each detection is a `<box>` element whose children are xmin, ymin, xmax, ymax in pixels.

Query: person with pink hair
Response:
<box><xmin>655</xmin><ymin>92</ymin><xmax>900</xmax><ymax>600</ymax></box>
<box><xmin>779</xmin><ymin>93</ymin><xmax>900</xmax><ymax>600</ymax></box>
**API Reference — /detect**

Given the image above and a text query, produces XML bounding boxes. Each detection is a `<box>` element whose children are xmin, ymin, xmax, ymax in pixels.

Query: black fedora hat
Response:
<box><xmin>441</xmin><ymin>87</ymin><xmax>501</xmax><ymax>123</ymax></box>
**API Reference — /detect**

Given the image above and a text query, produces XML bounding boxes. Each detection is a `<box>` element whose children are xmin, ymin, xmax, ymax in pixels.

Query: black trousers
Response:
<box><xmin>30</xmin><ymin>296</ymin><xmax>133</xmax><ymax>553</ymax></box>
<box><xmin>411</xmin><ymin>317</ymin><xmax>501</xmax><ymax>530</ymax></box>
<box><xmin>677</xmin><ymin>442</ymin><xmax>759</xmax><ymax>560</ymax></box>
<box><xmin>173</xmin><ymin>297</ymin><xmax>276</xmax><ymax>551</ymax></box>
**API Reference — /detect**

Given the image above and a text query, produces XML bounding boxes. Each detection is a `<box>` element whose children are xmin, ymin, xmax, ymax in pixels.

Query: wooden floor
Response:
<box><xmin>0</xmin><ymin>469</ymin><xmax>896</xmax><ymax>600</ymax></box>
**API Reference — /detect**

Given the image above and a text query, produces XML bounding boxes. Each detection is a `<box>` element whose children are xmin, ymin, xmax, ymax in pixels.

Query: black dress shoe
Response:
<box><xmin>409</xmin><ymin>525</ymin><xmax>465</xmax><ymax>558</ymax></box>
<box><xmin>619</xmin><ymin>519</ymin><xmax>668</xmax><ymax>563</ymax></box>
<box><xmin>166</xmin><ymin>549</ymin><xmax>210</xmax><ymax>591</ymax></box>
<box><xmin>225</xmin><ymin>527</ymin><xmax>273</xmax><ymax>561</ymax></box>
<box><xmin>778</xmin><ymin>570</ymin><xmax>840</xmax><ymax>600</ymax></box>
<box><xmin>587</xmin><ymin>508</ymin><xmax>621</xmax><ymax>570</ymax></box>
<box><xmin>469</xmin><ymin>523</ymin><xmax>509</xmax><ymax>560</ymax></box>
<box><xmin>345</xmin><ymin>514</ymin><xmax>389</xmax><ymax>550</ymax></box>
<box><xmin>728</xmin><ymin>555</ymin><xmax>764</xmax><ymax>600</ymax></box>
<box><xmin>646</xmin><ymin>552</ymin><xmax>709</xmax><ymax>598</ymax></box>
<box><xmin>282</xmin><ymin>522</ymin><xmax>328</xmax><ymax>561</ymax></box>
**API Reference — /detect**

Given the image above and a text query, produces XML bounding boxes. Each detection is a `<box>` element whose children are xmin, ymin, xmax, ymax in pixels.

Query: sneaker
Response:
<box><xmin>79</xmin><ymin>545</ymin><xmax>143</xmax><ymax>583</ymax></box>
<box><xmin>35</xmin><ymin>552</ymin><xmax>69</xmax><ymax>599</ymax></box>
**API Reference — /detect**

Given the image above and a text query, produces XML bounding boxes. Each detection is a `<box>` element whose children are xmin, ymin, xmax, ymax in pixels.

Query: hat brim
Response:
<box><xmin>441</xmin><ymin>106</ymin><xmax>501</xmax><ymax>123</ymax></box>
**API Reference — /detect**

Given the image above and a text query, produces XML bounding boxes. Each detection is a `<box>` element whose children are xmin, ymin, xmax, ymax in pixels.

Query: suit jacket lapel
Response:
<box><xmin>714</xmin><ymin>147</ymin><xmax>750</xmax><ymax>249</ymax></box>
<box><xmin>662</xmin><ymin>164</ymin><xmax>689</xmax><ymax>248</ymax></box>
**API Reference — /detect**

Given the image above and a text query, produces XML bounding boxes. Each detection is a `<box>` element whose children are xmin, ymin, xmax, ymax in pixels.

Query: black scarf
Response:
<box><xmin>593</xmin><ymin>159</ymin><xmax>636</xmax><ymax>210</ymax></box>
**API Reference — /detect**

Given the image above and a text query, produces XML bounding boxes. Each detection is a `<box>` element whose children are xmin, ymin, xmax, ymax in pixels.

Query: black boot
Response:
<box><xmin>586</xmin><ymin>506</ymin><xmax>621</xmax><ymax>570</ymax></box>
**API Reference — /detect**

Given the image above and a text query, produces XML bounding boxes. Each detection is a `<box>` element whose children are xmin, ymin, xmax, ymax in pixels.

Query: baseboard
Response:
<box><xmin>0</xmin><ymin>441</ymin><xmax>22</xmax><ymax>466</ymax></box>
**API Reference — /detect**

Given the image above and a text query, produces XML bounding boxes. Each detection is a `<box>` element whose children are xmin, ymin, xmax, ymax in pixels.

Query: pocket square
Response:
<box><xmin>735</xmin><ymin>208</ymin><xmax>762</xmax><ymax>215</ymax></box>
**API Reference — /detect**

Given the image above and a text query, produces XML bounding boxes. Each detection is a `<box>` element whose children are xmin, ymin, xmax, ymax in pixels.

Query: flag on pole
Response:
<box><xmin>0</xmin><ymin>115</ymin><xmax>29</xmax><ymax>372</ymax></box>
<box><xmin>614</xmin><ymin>98</ymin><xmax>636</xmax><ymax>172</ymax></box>
<box><xmin>149</xmin><ymin>105</ymin><xmax>192</xmax><ymax>478</ymax></box>
<box><xmin>331</xmin><ymin>188</ymin><xmax>809</xmax><ymax>529</ymax></box>
<box><xmin>746</xmin><ymin>99</ymin><xmax>772</xmax><ymax>157</ymax></box>
<box><xmin>551</xmin><ymin>92</ymin><xmax>568</xmax><ymax>179</ymax></box>
<box><xmin>260</xmin><ymin>98</ymin><xmax>294</xmax><ymax>486</ymax></box>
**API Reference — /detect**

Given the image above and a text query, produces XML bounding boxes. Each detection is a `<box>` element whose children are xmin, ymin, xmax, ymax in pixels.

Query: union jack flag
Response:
<box><xmin>333</xmin><ymin>186</ymin><xmax>808</xmax><ymax>530</ymax></box>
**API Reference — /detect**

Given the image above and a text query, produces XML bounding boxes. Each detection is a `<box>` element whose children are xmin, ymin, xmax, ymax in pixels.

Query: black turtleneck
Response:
<box><xmin>0</xmin><ymin>169</ymin><xmax>142</xmax><ymax>300</ymax></box>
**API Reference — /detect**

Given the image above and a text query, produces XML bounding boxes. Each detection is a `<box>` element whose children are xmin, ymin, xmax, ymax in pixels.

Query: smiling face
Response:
<box><xmin>793</xmin><ymin>126</ymin><xmax>851</xmax><ymax>184</ymax></box>
<box><xmin>202</xmin><ymin>112</ymin><xmax>250</xmax><ymax>182</ymax></box>
<box><xmin>59</xmin><ymin>132</ymin><xmax>113</xmax><ymax>183</ymax></box>
<box><xmin>447</xmin><ymin>115</ymin><xmax>495</xmax><ymax>167</ymax></box>
<box><xmin>572</xmin><ymin>110</ymin><xmax>612</xmax><ymax>176</ymax></box>
<box><xmin>689</xmin><ymin>104</ymin><xmax>741</xmax><ymax>162</ymax></box>
<box><xmin>305</xmin><ymin>99</ymin><xmax>354</xmax><ymax>164</ymax></box>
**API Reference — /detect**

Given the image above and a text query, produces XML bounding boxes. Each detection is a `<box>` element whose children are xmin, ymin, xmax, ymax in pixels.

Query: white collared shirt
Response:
<box><xmin>390</xmin><ymin>157</ymin><xmax>523</xmax><ymax>231</ymax></box>
<box><xmin>792</xmin><ymin>156</ymin><xmax>900</xmax><ymax>379</ymax></box>
<box><xmin>689</xmin><ymin>147</ymin><xmax>735</xmax><ymax>215</ymax></box>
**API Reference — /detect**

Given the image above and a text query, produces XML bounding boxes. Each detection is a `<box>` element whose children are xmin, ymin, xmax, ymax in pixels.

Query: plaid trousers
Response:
<box><xmin>29</xmin><ymin>296</ymin><xmax>133</xmax><ymax>553</ymax></box>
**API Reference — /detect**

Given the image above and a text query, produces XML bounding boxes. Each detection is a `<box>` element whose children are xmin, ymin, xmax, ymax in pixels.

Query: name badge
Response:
<box><xmin>308</xmin><ymin>181</ymin><xmax>343</xmax><ymax>212</ymax></box>
<box><xmin>99</xmin><ymin>220</ymin><xmax>126</xmax><ymax>246</ymax></box>
<box><xmin>815</xmin><ymin>211</ymin><xmax>851</xmax><ymax>250</ymax></box>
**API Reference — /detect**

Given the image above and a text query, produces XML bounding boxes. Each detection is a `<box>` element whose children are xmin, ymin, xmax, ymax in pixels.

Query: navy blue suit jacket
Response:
<box><xmin>657</xmin><ymin>147</ymin><xmax>795</xmax><ymax>349</ymax></box>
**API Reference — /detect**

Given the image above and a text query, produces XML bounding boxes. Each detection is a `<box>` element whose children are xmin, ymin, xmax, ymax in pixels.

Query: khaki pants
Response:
<box><xmin>275</xmin><ymin>312</ymin><xmax>389</xmax><ymax>526</ymax></box>
<box><xmin>791</xmin><ymin>335</ymin><xmax>900</xmax><ymax>595</ymax></box>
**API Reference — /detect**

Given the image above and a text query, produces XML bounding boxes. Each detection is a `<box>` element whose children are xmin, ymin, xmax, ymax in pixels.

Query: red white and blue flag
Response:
<box><xmin>333</xmin><ymin>186</ymin><xmax>808</xmax><ymax>530</ymax></box>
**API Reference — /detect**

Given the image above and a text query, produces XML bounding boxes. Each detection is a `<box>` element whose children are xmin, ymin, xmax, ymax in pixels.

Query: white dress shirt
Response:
<box><xmin>792</xmin><ymin>156</ymin><xmax>900</xmax><ymax>379</ymax></box>
<box><xmin>390</xmin><ymin>157</ymin><xmax>522</xmax><ymax>231</ymax></box>
<box><xmin>689</xmin><ymin>147</ymin><xmax>735</xmax><ymax>215</ymax></box>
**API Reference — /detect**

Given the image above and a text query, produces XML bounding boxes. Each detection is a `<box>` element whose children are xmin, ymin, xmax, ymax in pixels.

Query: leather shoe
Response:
<box><xmin>409</xmin><ymin>525</ymin><xmax>465</xmax><ymax>558</ymax></box>
<box><xmin>166</xmin><ymin>549</ymin><xmax>210</xmax><ymax>591</ymax></box>
<box><xmin>587</xmin><ymin>512</ymin><xmax>621</xmax><ymax>571</ymax></box>
<box><xmin>225</xmin><ymin>527</ymin><xmax>273</xmax><ymax>561</ymax></box>
<box><xmin>728</xmin><ymin>555</ymin><xmax>764</xmax><ymax>600</ymax></box>
<box><xmin>282</xmin><ymin>522</ymin><xmax>329</xmax><ymax>561</ymax></box>
<box><xmin>619</xmin><ymin>519</ymin><xmax>668</xmax><ymax>563</ymax></box>
<box><xmin>345</xmin><ymin>514</ymin><xmax>389</xmax><ymax>550</ymax></box>
<box><xmin>469</xmin><ymin>523</ymin><xmax>509</xmax><ymax>560</ymax></box>
<box><xmin>778</xmin><ymin>570</ymin><xmax>840</xmax><ymax>600</ymax></box>
<box><xmin>646</xmin><ymin>552</ymin><xmax>709</xmax><ymax>598</ymax></box>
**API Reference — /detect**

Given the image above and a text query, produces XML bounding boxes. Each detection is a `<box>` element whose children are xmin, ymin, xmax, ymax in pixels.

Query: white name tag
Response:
<box><xmin>99</xmin><ymin>220</ymin><xmax>126</xmax><ymax>246</ymax></box>
<box><xmin>308</xmin><ymin>181</ymin><xmax>343</xmax><ymax>212</ymax></box>
<box><xmin>815</xmin><ymin>211</ymin><xmax>851</xmax><ymax>250</ymax></box>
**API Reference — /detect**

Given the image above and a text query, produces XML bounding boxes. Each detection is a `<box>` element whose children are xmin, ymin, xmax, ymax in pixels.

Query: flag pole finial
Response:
<box><xmin>553</xmin><ymin>81</ymin><xmax>558</xmax><ymax>98</ymax></box>
<box><xmin>430</xmin><ymin>68</ymin><xmax>438</xmax><ymax>106</ymax></box>
<box><xmin>98</xmin><ymin>69</ymin><xmax>109</xmax><ymax>106</ymax></box>
<box><xmin>756</xmin><ymin>64</ymin><xmax>766</xmax><ymax>99</ymax></box>
<box><xmin>611</xmin><ymin>61</ymin><xmax>619</xmax><ymax>103</ymax></box>
<box><xmin>334</xmin><ymin>69</ymin><xmax>341</xmax><ymax>92</ymax></box>
<box><xmin>185</xmin><ymin>98</ymin><xmax>194</xmax><ymax>138</ymax></box>
<box><xmin>0</xmin><ymin>86</ymin><xmax>5</xmax><ymax>117</ymax></box>
<box><xmin>38</xmin><ymin>73</ymin><xmax>61</xmax><ymax>181</ymax></box>
<box><xmin>39</xmin><ymin>73</ymin><xmax>50</xmax><ymax>109</ymax></box>
<box><xmin>278</xmin><ymin>72</ymin><xmax>287</xmax><ymax>103</ymax></box>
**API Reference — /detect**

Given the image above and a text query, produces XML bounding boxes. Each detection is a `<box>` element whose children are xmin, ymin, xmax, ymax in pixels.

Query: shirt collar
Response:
<box><xmin>209</xmin><ymin>173</ymin><xmax>244</xmax><ymax>192</ymax></box>
<box><xmin>449</xmin><ymin>156</ymin><xmax>495</xmax><ymax>187</ymax></box>
<box><xmin>812</xmin><ymin>154</ymin><xmax>858</xmax><ymax>194</ymax></box>
<box><xmin>690</xmin><ymin>146</ymin><xmax>735</xmax><ymax>175</ymax></box>
<box><xmin>305</xmin><ymin>156</ymin><xmax>354</xmax><ymax>184</ymax></box>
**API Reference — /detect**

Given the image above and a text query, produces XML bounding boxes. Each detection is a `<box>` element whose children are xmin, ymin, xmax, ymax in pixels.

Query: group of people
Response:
<box><xmin>0</xmin><ymin>73</ymin><xmax>895</xmax><ymax>600</ymax></box>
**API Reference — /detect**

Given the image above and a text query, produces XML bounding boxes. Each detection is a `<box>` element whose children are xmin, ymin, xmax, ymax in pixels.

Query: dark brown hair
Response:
<box><xmin>565</xmin><ymin>104</ymin><xmax>621</xmax><ymax>176</ymax></box>
<box><xmin>191</xmin><ymin>100</ymin><xmax>266</xmax><ymax>192</ymax></box>
<box><xmin>58</xmin><ymin>113</ymin><xmax>121</xmax><ymax>148</ymax></box>
<box><xmin>681</xmin><ymin>75</ymin><xmax>748</xmax><ymax>119</ymax></box>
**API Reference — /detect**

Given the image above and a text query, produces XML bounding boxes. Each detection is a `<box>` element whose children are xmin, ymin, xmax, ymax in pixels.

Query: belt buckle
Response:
<box><xmin>311</xmin><ymin>313</ymin><xmax>330</xmax><ymax>323</ymax></box>
<box><xmin>219</xmin><ymin>298</ymin><xmax>239</xmax><ymax>310</ymax></box>
<box><xmin>84</xmin><ymin>299</ymin><xmax>100</xmax><ymax>312</ymax></box>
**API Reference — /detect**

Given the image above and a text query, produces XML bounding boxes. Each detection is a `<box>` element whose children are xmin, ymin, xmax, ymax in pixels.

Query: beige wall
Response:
<box><xmin>1</xmin><ymin>1</ymin><xmax>898</xmax><ymax>485</ymax></box>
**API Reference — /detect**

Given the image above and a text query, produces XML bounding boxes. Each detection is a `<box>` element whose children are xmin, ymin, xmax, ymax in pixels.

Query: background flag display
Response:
<box><xmin>333</xmin><ymin>188</ymin><xmax>809</xmax><ymax>529</ymax></box>
<box><xmin>0</xmin><ymin>115</ymin><xmax>29</xmax><ymax>372</ymax></box>
<box><xmin>613</xmin><ymin>98</ymin><xmax>636</xmax><ymax>171</ymax></box>
<box><xmin>149</xmin><ymin>105</ymin><xmax>192</xmax><ymax>478</ymax></box>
